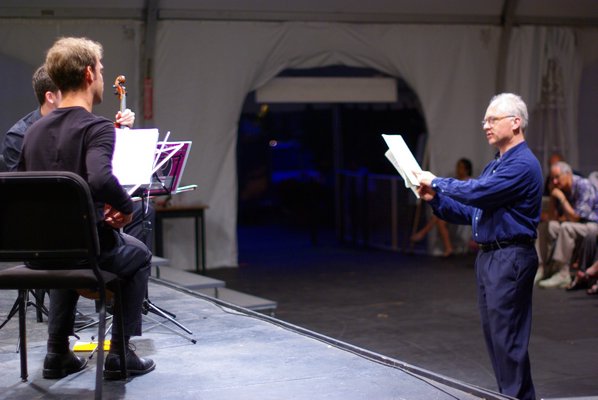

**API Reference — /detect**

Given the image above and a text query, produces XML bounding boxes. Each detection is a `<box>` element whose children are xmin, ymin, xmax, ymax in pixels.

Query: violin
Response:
<box><xmin>113</xmin><ymin>75</ymin><xmax>126</xmax><ymax>128</ymax></box>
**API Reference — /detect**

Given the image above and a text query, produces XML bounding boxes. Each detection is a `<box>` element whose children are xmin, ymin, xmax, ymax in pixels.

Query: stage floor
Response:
<box><xmin>0</xmin><ymin>277</ymin><xmax>506</xmax><ymax>400</ymax></box>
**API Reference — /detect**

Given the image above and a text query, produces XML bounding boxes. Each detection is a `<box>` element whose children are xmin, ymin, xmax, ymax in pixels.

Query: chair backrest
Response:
<box><xmin>0</xmin><ymin>171</ymin><xmax>100</xmax><ymax>265</ymax></box>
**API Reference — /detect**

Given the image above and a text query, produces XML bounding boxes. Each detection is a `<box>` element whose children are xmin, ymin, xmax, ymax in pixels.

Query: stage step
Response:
<box><xmin>197</xmin><ymin>287</ymin><xmax>277</xmax><ymax>315</ymax></box>
<box><xmin>151</xmin><ymin>266</ymin><xmax>224</xmax><ymax>293</ymax></box>
<box><xmin>150</xmin><ymin>256</ymin><xmax>277</xmax><ymax>314</ymax></box>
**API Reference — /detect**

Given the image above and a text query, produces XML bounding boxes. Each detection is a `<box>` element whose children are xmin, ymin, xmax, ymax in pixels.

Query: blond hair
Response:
<box><xmin>45</xmin><ymin>37</ymin><xmax>103</xmax><ymax>92</ymax></box>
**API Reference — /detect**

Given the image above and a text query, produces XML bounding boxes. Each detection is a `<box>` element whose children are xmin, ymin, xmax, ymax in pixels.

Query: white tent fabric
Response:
<box><xmin>0</xmin><ymin>20</ymin><xmax>590</xmax><ymax>269</ymax></box>
<box><xmin>505</xmin><ymin>26</ymin><xmax>581</xmax><ymax>172</ymax></box>
<box><xmin>154</xmin><ymin>21</ymin><xmax>500</xmax><ymax>268</ymax></box>
<box><xmin>0</xmin><ymin>20</ymin><xmax>143</xmax><ymax>127</ymax></box>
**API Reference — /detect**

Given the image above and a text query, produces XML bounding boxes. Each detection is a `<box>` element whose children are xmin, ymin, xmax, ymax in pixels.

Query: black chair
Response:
<box><xmin>0</xmin><ymin>171</ymin><xmax>127</xmax><ymax>399</ymax></box>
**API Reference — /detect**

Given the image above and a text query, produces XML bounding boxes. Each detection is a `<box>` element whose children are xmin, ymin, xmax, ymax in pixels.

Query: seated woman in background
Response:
<box><xmin>410</xmin><ymin>158</ymin><xmax>473</xmax><ymax>257</ymax></box>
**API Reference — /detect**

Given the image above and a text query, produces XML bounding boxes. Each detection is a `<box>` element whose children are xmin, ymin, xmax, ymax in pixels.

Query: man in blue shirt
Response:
<box><xmin>2</xmin><ymin>66</ymin><xmax>61</xmax><ymax>171</ymax></box>
<box><xmin>416</xmin><ymin>93</ymin><xmax>542</xmax><ymax>400</ymax></box>
<box><xmin>3</xmin><ymin>66</ymin><xmax>134</xmax><ymax>172</ymax></box>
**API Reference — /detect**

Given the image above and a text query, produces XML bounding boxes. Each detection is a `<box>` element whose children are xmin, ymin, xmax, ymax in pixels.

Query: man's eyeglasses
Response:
<box><xmin>481</xmin><ymin>115</ymin><xmax>515</xmax><ymax>127</ymax></box>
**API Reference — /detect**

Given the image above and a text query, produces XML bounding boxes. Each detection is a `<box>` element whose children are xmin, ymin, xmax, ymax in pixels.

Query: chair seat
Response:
<box><xmin>0</xmin><ymin>265</ymin><xmax>119</xmax><ymax>290</ymax></box>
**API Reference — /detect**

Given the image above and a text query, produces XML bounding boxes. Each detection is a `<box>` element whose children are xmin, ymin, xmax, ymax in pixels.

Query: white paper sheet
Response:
<box><xmin>382</xmin><ymin>134</ymin><xmax>422</xmax><ymax>198</ymax></box>
<box><xmin>112</xmin><ymin>128</ymin><xmax>160</xmax><ymax>187</ymax></box>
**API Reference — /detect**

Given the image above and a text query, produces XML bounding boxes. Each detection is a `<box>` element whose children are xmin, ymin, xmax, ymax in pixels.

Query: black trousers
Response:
<box><xmin>476</xmin><ymin>244</ymin><xmax>537</xmax><ymax>400</ymax></box>
<box><xmin>124</xmin><ymin>200</ymin><xmax>155</xmax><ymax>252</ymax></box>
<box><xmin>48</xmin><ymin>232</ymin><xmax>152</xmax><ymax>339</ymax></box>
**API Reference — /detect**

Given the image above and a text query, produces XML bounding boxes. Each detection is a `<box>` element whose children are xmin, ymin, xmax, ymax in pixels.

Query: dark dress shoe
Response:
<box><xmin>566</xmin><ymin>277</ymin><xmax>586</xmax><ymax>291</ymax></box>
<box><xmin>104</xmin><ymin>347</ymin><xmax>155</xmax><ymax>380</ymax></box>
<box><xmin>43</xmin><ymin>351</ymin><xmax>88</xmax><ymax>379</ymax></box>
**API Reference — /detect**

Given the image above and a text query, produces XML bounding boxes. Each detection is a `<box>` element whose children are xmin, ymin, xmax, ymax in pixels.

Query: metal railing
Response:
<box><xmin>336</xmin><ymin>170</ymin><xmax>421</xmax><ymax>252</ymax></box>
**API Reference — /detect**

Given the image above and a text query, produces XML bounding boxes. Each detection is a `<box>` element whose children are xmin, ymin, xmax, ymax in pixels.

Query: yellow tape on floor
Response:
<box><xmin>73</xmin><ymin>340</ymin><xmax>111</xmax><ymax>352</ymax></box>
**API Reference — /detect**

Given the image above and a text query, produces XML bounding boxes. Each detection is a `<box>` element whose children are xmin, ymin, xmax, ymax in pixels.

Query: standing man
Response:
<box><xmin>416</xmin><ymin>93</ymin><xmax>542</xmax><ymax>399</ymax></box>
<box><xmin>18</xmin><ymin>37</ymin><xmax>155</xmax><ymax>380</ymax></box>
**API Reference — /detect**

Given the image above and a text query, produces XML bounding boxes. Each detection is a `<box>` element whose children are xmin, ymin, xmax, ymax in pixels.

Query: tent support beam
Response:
<box><xmin>141</xmin><ymin>0</ymin><xmax>158</xmax><ymax>128</ymax></box>
<box><xmin>496</xmin><ymin>0</ymin><xmax>518</xmax><ymax>92</ymax></box>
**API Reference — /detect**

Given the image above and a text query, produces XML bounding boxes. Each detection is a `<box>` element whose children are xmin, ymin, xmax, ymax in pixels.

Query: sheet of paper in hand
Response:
<box><xmin>382</xmin><ymin>134</ymin><xmax>422</xmax><ymax>198</ymax></box>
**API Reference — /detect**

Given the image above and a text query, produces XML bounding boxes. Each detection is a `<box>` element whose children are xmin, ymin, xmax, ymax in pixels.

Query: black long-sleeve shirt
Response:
<box><xmin>18</xmin><ymin>106</ymin><xmax>132</xmax><ymax>223</ymax></box>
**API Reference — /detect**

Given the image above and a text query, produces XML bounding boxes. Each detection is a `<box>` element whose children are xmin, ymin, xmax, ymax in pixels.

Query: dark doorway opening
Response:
<box><xmin>237</xmin><ymin>66</ymin><xmax>426</xmax><ymax>243</ymax></box>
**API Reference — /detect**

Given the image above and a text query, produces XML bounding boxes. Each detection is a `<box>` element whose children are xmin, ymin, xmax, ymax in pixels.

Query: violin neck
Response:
<box><xmin>120</xmin><ymin>95</ymin><xmax>126</xmax><ymax>113</ymax></box>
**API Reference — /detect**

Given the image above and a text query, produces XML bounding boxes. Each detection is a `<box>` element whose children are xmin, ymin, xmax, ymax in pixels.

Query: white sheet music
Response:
<box><xmin>382</xmin><ymin>134</ymin><xmax>422</xmax><ymax>198</ymax></box>
<box><xmin>112</xmin><ymin>128</ymin><xmax>159</xmax><ymax>188</ymax></box>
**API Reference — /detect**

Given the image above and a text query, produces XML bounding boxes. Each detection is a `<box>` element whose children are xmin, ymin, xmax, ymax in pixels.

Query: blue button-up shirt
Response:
<box><xmin>2</xmin><ymin>108</ymin><xmax>42</xmax><ymax>172</ymax></box>
<box><xmin>428</xmin><ymin>142</ymin><xmax>543</xmax><ymax>243</ymax></box>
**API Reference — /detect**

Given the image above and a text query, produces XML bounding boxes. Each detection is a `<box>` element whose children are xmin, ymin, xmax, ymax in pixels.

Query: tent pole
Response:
<box><xmin>141</xmin><ymin>0</ymin><xmax>158</xmax><ymax>128</ymax></box>
<box><xmin>495</xmin><ymin>0</ymin><xmax>518</xmax><ymax>92</ymax></box>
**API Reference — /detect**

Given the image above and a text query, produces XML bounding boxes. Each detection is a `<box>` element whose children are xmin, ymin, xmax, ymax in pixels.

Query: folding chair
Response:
<box><xmin>0</xmin><ymin>171</ymin><xmax>127</xmax><ymax>400</ymax></box>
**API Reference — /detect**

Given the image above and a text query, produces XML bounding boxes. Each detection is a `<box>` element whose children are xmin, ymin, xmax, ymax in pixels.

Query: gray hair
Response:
<box><xmin>488</xmin><ymin>93</ymin><xmax>529</xmax><ymax>131</ymax></box>
<box><xmin>554</xmin><ymin>161</ymin><xmax>572</xmax><ymax>175</ymax></box>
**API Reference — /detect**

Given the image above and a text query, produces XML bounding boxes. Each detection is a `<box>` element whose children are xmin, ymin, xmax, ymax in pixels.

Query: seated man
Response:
<box><xmin>3</xmin><ymin>65</ymin><xmax>154</xmax><ymax>249</ymax></box>
<box><xmin>537</xmin><ymin>161</ymin><xmax>598</xmax><ymax>288</ymax></box>
<box><xmin>5</xmin><ymin>65</ymin><xmax>154</xmax><ymax>327</ymax></box>
<box><xmin>18</xmin><ymin>37</ymin><xmax>155</xmax><ymax>379</ymax></box>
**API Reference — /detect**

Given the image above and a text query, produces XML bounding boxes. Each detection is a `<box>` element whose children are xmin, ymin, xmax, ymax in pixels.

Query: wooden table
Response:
<box><xmin>154</xmin><ymin>205</ymin><xmax>208</xmax><ymax>274</ymax></box>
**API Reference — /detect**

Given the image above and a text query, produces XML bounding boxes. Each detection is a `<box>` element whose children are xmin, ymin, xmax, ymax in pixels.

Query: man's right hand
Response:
<box><xmin>103</xmin><ymin>204</ymin><xmax>133</xmax><ymax>229</ymax></box>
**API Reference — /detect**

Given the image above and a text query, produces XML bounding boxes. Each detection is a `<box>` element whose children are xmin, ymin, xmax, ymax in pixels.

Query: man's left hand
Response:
<box><xmin>115</xmin><ymin>108</ymin><xmax>135</xmax><ymax>128</ymax></box>
<box><xmin>417</xmin><ymin>184</ymin><xmax>437</xmax><ymax>201</ymax></box>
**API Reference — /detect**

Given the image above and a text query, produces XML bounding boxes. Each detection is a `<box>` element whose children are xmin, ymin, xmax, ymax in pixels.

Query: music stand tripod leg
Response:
<box><xmin>142</xmin><ymin>312</ymin><xmax>197</xmax><ymax>344</ymax></box>
<box><xmin>142</xmin><ymin>298</ymin><xmax>194</xmax><ymax>336</ymax></box>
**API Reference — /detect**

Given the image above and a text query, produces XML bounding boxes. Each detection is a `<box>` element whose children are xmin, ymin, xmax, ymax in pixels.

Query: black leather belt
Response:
<box><xmin>477</xmin><ymin>237</ymin><xmax>535</xmax><ymax>252</ymax></box>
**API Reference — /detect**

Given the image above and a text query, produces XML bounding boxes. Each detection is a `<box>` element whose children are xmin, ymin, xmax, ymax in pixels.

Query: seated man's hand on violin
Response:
<box><xmin>115</xmin><ymin>108</ymin><xmax>135</xmax><ymax>128</ymax></box>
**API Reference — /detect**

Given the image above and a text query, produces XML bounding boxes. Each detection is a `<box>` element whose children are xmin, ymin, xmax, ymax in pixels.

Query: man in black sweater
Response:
<box><xmin>19</xmin><ymin>36</ymin><xmax>155</xmax><ymax>380</ymax></box>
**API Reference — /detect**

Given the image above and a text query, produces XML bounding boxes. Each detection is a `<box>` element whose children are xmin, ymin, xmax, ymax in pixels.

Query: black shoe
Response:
<box><xmin>565</xmin><ymin>277</ymin><xmax>587</xmax><ymax>291</ymax></box>
<box><xmin>103</xmin><ymin>345</ymin><xmax>155</xmax><ymax>380</ymax></box>
<box><xmin>43</xmin><ymin>351</ymin><xmax>88</xmax><ymax>379</ymax></box>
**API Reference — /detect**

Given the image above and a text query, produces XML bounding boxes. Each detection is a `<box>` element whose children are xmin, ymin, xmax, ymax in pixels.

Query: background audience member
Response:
<box><xmin>537</xmin><ymin>162</ymin><xmax>598</xmax><ymax>288</ymax></box>
<box><xmin>410</xmin><ymin>158</ymin><xmax>473</xmax><ymax>257</ymax></box>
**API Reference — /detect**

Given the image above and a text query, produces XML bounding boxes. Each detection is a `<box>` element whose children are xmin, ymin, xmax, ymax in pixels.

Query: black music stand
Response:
<box><xmin>137</xmin><ymin>141</ymin><xmax>196</xmax><ymax>343</ymax></box>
